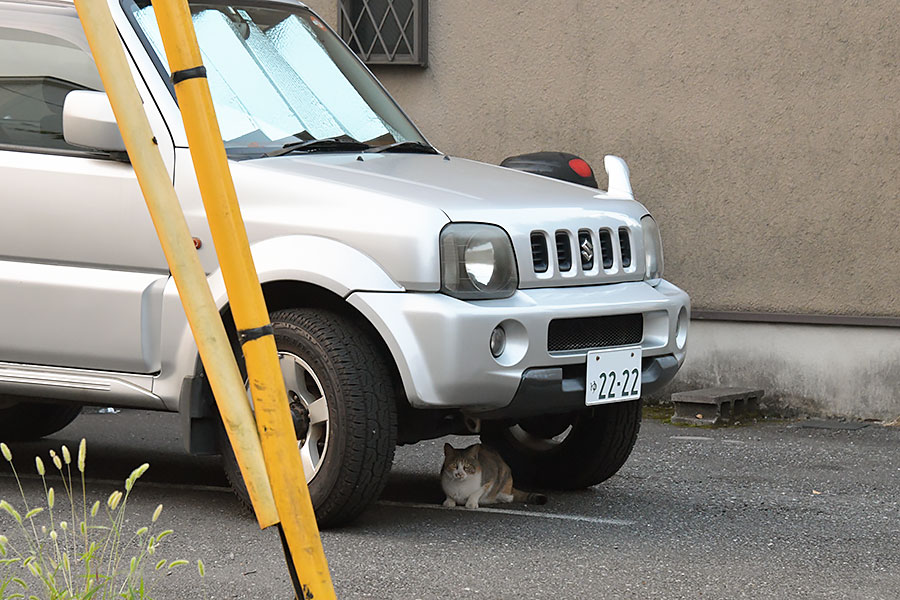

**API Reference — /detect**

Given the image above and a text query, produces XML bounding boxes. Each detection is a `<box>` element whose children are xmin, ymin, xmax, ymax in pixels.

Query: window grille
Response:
<box><xmin>338</xmin><ymin>0</ymin><xmax>428</xmax><ymax>66</ymax></box>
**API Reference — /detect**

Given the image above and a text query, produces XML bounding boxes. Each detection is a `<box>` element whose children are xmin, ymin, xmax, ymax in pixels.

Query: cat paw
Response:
<box><xmin>442</xmin><ymin>498</ymin><xmax>456</xmax><ymax>508</ymax></box>
<box><xmin>465</xmin><ymin>499</ymin><xmax>479</xmax><ymax>509</ymax></box>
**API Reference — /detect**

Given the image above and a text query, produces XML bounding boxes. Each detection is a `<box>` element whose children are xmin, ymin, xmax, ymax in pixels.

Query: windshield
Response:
<box><xmin>123</xmin><ymin>0</ymin><xmax>427</xmax><ymax>158</ymax></box>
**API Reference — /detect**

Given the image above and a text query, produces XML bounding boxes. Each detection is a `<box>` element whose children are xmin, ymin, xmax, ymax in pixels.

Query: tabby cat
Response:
<box><xmin>441</xmin><ymin>443</ymin><xmax>547</xmax><ymax>509</ymax></box>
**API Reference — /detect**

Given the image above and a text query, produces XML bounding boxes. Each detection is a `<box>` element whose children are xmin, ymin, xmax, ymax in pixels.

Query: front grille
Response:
<box><xmin>598</xmin><ymin>230</ymin><xmax>614</xmax><ymax>269</ymax></box>
<box><xmin>531</xmin><ymin>232</ymin><xmax>548</xmax><ymax>273</ymax></box>
<box><xmin>547</xmin><ymin>314</ymin><xmax>643</xmax><ymax>352</ymax></box>
<box><xmin>525</xmin><ymin>224</ymin><xmax>637</xmax><ymax>285</ymax></box>
<box><xmin>618</xmin><ymin>228</ymin><xmax>632</xmax><ymax>268</ymax></box>
<box><xmin>555</xmin><ymin>231</ymin><xmax>572</xmax><ymax>271</ymax></box>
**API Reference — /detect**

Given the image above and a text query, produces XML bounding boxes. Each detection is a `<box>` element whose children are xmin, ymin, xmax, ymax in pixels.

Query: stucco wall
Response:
<box><xmin>307</xmin><ymin>0</ymin><xmax>899</xmax><ymax>317</ymax></box>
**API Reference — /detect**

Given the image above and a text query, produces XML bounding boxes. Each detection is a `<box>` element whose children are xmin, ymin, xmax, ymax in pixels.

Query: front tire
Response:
<box><xmin>220</xmin><ymin>308</ymin><xmax>398</xmax><ymax>527</ymax></box>
<box><xmin>0</xmin><ymin>399</ymin><xmax>82</xmax><ymax>441</ymax></box>
<box><xmin>480</xmin><ymin>400</ymin><xmax>642</xmax><ymax>490</ymax></box>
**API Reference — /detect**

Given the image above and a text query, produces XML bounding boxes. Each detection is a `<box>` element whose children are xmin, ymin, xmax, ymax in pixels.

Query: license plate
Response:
<box><xmin>586</xmin><ymin>347</ymin><xmax>642</xmax><ymax>405</ymax></box>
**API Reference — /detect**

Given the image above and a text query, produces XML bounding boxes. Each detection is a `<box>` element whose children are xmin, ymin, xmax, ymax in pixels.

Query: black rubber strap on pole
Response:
<box><xmin>171</xmin><ymin>65</ymin><xmax>207</xmax><ymax>85</ymax></box>
<box><xmin>238</xmin><ymin>323</ymin><xmax>275</xmax><ymax>346</ymax></box>
<box><xmin>237</xmin><ymin>323</ymin><xmax>274</xmax><ymax>346</ymax></box>
<box><xmin>278</xmin><ymin>524</ymin><xmax>308</xmax><ymax>599</ymax></box>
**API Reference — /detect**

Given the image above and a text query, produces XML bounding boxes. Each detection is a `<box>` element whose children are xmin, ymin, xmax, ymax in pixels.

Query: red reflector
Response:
<box><xmin>568</xmin><ymin>158</ymin><xmax>593</xmax><ymax>178</ymax></box>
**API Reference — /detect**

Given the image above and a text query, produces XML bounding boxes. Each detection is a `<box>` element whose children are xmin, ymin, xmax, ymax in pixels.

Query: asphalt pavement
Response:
<box><xmin>0</xmin><ymin>408</ymin><xmax>897</xmax><ymax>599</ymax></box>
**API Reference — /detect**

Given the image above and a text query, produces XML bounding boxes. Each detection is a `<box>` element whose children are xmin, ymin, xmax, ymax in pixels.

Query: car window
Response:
<box><xmin>124</xmin><ymin>0</ymin><xmax>426</xmax><ymax>158</ymax></box>
<box><xmin>0</xmin><ymin>24</ymin><xmax>103</xmax><ymax>153</ymax></box>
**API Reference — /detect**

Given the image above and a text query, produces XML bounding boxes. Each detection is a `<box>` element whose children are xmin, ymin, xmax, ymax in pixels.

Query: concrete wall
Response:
<box><xmin>308</xmin><ymin>0</ymin><xmax>900</xmax><ymax>317</ymax></box>
<box><xmin>669</xmin><ymin>320</ymin><xmax>900</xmax><ymax>421</ymax></box>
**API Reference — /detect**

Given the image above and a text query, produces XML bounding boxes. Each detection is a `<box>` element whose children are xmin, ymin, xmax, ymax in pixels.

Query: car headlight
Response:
<box><xmin>440</xmin><ymin>223</ymin><xmax>518</xmax><ymax>299</ymax></box>
<box><xmin>641</xmin><ymin>215</ymin><xmax>664</xmax><ymax>282</ymax></box>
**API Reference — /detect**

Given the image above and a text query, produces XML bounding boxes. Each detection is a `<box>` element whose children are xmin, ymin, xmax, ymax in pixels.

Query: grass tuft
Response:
<box><xmin>0</xmin><ymin>439</ymin><xmax>202</xmax><ymax>599</ymax></box>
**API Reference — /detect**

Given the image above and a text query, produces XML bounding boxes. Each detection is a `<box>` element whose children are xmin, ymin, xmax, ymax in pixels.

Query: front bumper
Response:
<box><xmin>348</xmin><ymin>279</ymin><xmax>689</xmax><ymax>411</ymax></box>
<box><xmin>475</xmin><ymin>354</ymin><xmax>680</xmax><ymax>420</ymax></box>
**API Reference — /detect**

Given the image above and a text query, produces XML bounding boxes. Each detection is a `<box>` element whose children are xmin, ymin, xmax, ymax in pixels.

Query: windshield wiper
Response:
<box><xmin>364</xmin><ymin>140</ymin><xmax>439</xmax><ymax>154</ymax></box>
<box><xmin>265</xmin><ymin>136</ymin><xmax>371</xmax><ymax>157</ymax></box>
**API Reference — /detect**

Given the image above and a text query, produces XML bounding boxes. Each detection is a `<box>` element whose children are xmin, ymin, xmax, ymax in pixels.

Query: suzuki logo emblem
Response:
<box><xmin>580</xmin><ymin>238</ymin><xmax>594</xmax><ymax>263</ymax></box>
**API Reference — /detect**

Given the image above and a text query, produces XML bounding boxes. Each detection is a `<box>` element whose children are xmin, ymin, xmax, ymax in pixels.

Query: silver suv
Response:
<box><xmin>0</xmin><ymin>0</ymin><xmax>689</xmax><ymax>526</ymax></box>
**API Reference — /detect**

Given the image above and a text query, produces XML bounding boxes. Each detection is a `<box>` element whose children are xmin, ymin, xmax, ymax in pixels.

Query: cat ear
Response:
<box><xmin>466</xmin><ymin>444</ymin><xmax>480</xmax><ymax>459</ymax></box>
<box><xmin>443</xmin><ymin>443</ymin><xmax>454</xmax><ymax>457</ymax></box>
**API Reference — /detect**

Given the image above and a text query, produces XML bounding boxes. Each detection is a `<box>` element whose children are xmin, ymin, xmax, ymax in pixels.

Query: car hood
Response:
<box><xmin>229</xmin><ymin>152</ymin><xmax>650</xmax><ymax>290</ymax></box>
<box><xmin>236</xmin><ymin>152</ymin><xmax>647</xmax><ymax>222</ymax></box>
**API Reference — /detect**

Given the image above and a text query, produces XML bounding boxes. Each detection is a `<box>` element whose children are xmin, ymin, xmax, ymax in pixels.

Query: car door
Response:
<box><xmin>0</xmin><ymin>4</ymin><xmax>174</xmax><ymax>374</ymax></box>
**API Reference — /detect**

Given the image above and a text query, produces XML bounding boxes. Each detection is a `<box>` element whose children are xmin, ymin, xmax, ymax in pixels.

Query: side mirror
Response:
<box><xmin>63</xmin><ymin>90</ymin><xmax>126</xmax><ymax>153</ymax></box>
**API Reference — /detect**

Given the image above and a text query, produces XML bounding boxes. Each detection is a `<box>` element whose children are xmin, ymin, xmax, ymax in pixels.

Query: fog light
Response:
<box><xmin>490</xmin><ymin>326</ymin><xmax>507</xmax><ymax>358</ymax></box>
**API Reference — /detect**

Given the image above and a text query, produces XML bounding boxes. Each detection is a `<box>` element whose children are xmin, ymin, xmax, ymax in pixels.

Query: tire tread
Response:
<box><xmin>222</xmin><ymin>308</ymin><xmax>398</xmax><ymax>528</ymax></box>
<box><xmin>482</xmin><ymin>400</ymin><xmax>642</xmax><ymax>490</ymax></box>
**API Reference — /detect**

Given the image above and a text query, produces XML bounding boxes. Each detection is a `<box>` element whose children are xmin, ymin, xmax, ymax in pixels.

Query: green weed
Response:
<box><xmin>0</xmin><ymin>440</ymin><xmax>204</xmax><ymax>599</ymax></box>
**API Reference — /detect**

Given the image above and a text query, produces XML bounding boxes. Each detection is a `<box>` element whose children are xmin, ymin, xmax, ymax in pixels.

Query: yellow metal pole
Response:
<box><xmin>72</xmin><ymin>0</ymin><xmax>278</xmax><ymax>529</ymax></box>
<box><xmin>150</xmin><ymin>1</ymin><xmax>335</xmax><ymax>597</ymax></box>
